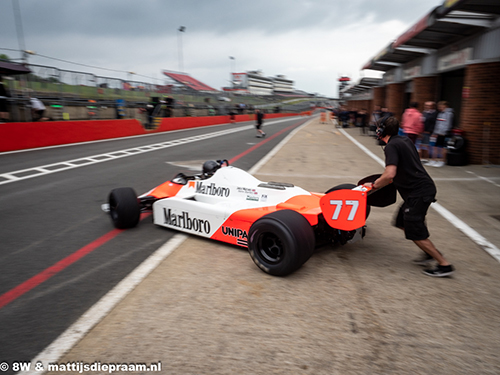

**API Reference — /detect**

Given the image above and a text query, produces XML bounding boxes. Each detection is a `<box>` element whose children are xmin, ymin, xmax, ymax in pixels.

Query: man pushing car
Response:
<box><xmin>364</xmin><ymin>117</ymin><xmax>455</xmax><ymax>277</ymax></box>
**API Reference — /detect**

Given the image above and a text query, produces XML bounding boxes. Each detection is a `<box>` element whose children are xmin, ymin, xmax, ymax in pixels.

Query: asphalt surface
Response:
<box><xmin>3</xmin><ymin>116</ymin><xmax>500</xmax><ymax>375</ymax></box>
<box><xmin>0</xmin><ymin>116</ymin><xmax>309</xmax><ymax>374</ymax></box>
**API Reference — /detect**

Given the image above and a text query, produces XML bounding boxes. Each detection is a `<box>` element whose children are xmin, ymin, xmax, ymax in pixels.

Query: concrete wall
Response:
<box><xmin>0</xmin><ymin>113</ymin><xmax>301</xmax><ymax>153</ymax></box>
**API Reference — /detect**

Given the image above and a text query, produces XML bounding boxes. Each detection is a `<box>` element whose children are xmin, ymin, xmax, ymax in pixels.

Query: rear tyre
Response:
<box><xmin>248</xmin><ymin>210</ymin><xmax>315</xmax><ymax>276</ymax></box>
<box><xmin>108</xmin><ymin>187</ymin><xmax>141</xmax><ymax>229</ymax></box>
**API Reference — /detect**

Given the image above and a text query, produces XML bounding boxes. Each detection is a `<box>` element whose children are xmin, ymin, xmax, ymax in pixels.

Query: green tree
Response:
<box><xmin>0</xmin><ymin>54</ymin><xmax>11</xmax><ymax>61</ymax></box>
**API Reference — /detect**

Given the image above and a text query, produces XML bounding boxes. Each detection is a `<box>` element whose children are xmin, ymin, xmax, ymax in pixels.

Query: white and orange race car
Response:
<box><xmin>106</xmin><ymin>160</ymin><xmax>395</xmax><ymax>276</ymax></box>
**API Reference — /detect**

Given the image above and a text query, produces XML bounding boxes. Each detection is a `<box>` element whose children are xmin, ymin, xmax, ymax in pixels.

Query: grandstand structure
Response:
<box><xmin>162</xmin><ymin>70</ymin><xmax>218</xmax><ymax>93</ymax></box>
<box><xmin>224</xmin><ymin>70</ymin><xmax>296</xmax><ymax>96</ymax></box>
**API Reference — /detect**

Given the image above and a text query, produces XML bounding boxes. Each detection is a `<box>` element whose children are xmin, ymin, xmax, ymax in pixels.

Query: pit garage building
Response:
<box><xmin>344</xmin><ymin>0</ymin><xmax>500</xmax><ymax>164</ymax></box>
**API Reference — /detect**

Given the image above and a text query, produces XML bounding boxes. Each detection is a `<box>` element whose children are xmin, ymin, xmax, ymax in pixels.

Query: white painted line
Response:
<box><xmin>432</xmin><ymin>203</ymin><xmax>500</xmax><ymax>262</ymax></box>
<box><xmin>0</xmin><ymin>116</ymin><xmax>296</xmax><ymax>156</ymax></box>
<box><xmin>340</xmin><ymin>128</ymin><xmax>500</xmax><ymax>263</ymax></box>
<box><xmin>250</xmin><ymin>116</ymin><xmax>316</xmax><ymax>174</ymax></box>
<box><xmin>339</xmin><ymin>128</ymin><xmax>385</xmax><ymax>168</ymax></box>
<box><xmin>465</xmin><ymin>170</ymin><xmax>500</xmax><ymax>188</ymax></box>
<box><xmin>0</xmin><ymin>118</ymin><xmax>297</xmax><ymax>186</ymax></box>
<box><xmin>0</xmin><ymin>126</ymin><xmax>251</xmax><ymax>186</ymax></box>
<box><xmin>19</xmin><ymin>234</ymin><xmax>188</xmax><ymax>375</ymax></box>
<box><xmin>19</xmin><ymin>116</ymin><xmax>305</xmax><ymax>373</ymax></box>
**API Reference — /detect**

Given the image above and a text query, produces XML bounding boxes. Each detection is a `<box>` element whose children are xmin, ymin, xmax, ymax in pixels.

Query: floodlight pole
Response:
<box><xmin>229</xmin><ymin>56</ymin><xmax>235</xmax><ymax>85</ymax></box>
<box><xmin>177</xmin><ymin>26</ymin><xmax>185</xmax><ymax>73</ymax></box>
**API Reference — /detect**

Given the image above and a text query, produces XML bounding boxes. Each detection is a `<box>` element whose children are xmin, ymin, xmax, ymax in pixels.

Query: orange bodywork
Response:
<box><xmin>210</xmin><ymin>194</ymin><xmax>324</xmax><ymax>247</ymax></box>
<box><xmin>147</xmin><ymin>181</ymin><xmax>184</xmax><ymax>198</ymax></box>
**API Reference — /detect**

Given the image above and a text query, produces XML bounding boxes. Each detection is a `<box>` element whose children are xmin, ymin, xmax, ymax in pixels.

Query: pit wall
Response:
<box><xmin>0</xmin><ymin>113</ymin><xmax>303</xmax><ymax>153</ymax></box>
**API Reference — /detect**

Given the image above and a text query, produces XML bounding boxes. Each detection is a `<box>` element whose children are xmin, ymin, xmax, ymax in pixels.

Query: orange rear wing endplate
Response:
<box><xmin>320</xmin><ymin>188</ymin><xmax>369</xmax><ymax>231</ymax></box>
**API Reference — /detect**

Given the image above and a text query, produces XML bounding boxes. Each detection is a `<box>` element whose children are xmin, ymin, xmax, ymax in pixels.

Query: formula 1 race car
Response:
<box><xmin>105</xmin><ymin>160</ymin><xmax>396</xmax><ymax>276</ymax></box>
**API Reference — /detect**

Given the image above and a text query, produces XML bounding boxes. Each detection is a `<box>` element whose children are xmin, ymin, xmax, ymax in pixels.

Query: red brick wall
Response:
<box><xmin>385</xmin><ymin>83</ymin><xmax>405</xmax><ymax>120</ymax></box>
<box><xmin>411</xmin><ymin>76</ymin><xmax>438</xmax><ymax>112</ymax></box>
<box><xmin>461</xmin><ymin>61</ymin><xmax>500</xmax><ymax>164</ymax></box>
<box><xmin>372</xmin><ymin>87</ymin><xmax>386</xmax><ymax>115</ymax></box>
<box><xmin>346</xmin><ymin>100</ymin><xmax>372</xmax><ymax>112</ymax></box>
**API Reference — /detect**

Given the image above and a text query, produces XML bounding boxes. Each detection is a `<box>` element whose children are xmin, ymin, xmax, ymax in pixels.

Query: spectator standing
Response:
<box><xmin>349</xmin><ymin>108</ymin><xmax>357</xmax><ymax>127</ymax></box>
<box><xmin>357</xmin><ymin>108</ymin><xmax>368</xmax><ymax>134</ymax></box>
<box><xmin>379</xmin><ymin>106</ymin><xmax>393</xmax><ymax>124</ymax></box>
<box><xmin>255</xmin><ymin>109</ymin><xmax>266</xmax><ymax>138</ymax></box>
<box><xmin>370</xmin><ymin>105</ymin><xmax>382</xmax><ymax>135</ymax></box>
<box><xmin>401</xmin><ymin>102</ymin><xmax>424</xmax><ymax>145</ymax></box>
<box><xmin>338</xmin><ymin>105</ymin><xmax>350</xmax><ymax>128</ymax></box>
<box><xmin>0</xmin><ymin>76</ymin><xmax>10</xmax><ymax>122</ymax></box>
<box><xmin>430</xmin><ymin>101</ymin><xmax>454</xmax><ymax>167</ymax></box>
<box><xmin>420</xmin><ymin>101</ymin><xmax>438</xmax><ymax>162</ymax></box>
<box><xmin>30</xmin><ymin>97</ymin><xmax>49</xmax><ymax>122</ymax></box>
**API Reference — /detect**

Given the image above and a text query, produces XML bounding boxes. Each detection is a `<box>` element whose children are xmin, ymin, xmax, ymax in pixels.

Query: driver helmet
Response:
<box><xmin>202</xmin><ymin>160</ymin><xmax>220</xmax><ymax>175</ymax></box>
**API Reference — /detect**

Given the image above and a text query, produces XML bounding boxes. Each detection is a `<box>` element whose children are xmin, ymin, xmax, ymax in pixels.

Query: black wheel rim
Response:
<box><xmin>258</xmin><ymin>232</ymin><xmax>284</xmax><ymax>263</ymax></box>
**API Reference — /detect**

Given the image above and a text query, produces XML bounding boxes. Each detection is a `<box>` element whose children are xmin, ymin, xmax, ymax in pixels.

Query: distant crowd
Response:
<box><xmin>331</xmin><ymin>101</ymin><xmax>455</xmax><ymax>168</ymax></box>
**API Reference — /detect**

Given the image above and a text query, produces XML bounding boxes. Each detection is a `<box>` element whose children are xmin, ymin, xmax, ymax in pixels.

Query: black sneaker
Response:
<box><xmin>422</xmin><ymin>265</ymin><xmax>455</xmax><ymax>277</ymax></box>
<box><xmin>412</xmin><ymin>252</ymin><xmax>434</xmax><ymax>266</ymax></box>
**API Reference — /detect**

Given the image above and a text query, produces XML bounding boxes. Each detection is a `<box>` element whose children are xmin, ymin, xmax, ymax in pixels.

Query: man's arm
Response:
<box><xmin>365</xmin><ymin>165</ymin><xmax>397</xmax><ymax>189</ymax></box>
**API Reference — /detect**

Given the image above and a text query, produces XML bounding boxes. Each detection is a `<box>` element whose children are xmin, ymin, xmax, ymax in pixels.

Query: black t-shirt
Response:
<box><xmin>384</xmin><ymin>135</ymin><xmax>436</xmax><ymax>201</ymax></box>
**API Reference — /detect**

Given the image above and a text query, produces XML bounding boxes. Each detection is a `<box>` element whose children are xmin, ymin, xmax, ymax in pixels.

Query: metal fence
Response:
<box><xmin>2</xmin><ymin>63</ymin><xmax>318</xmax><ymax>122</ymax></box>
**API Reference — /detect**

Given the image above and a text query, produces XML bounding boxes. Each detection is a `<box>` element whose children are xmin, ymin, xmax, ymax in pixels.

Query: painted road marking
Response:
<box><xmin>13</xmin><ymin>117</ymin><xmax>315</xmax><ymax>373</ymax></box>
<box><xmin>340</xmin><ymin>128</ymin><xmax>500</xmax><ymax>263</ymax></box>
<box><xmin>17</xmin><ymin>234</ymin><xmax>188</xmax><ymax>375</ymax></box>
<box><xmin>0</xmin><ymin>126</ymin><xmax>253</xmax><ymax>186</ymax></box>
<box><xmin>0</xmin><ymin>117</ymin><xmax>297</xmax><ymax>186</ymax></box>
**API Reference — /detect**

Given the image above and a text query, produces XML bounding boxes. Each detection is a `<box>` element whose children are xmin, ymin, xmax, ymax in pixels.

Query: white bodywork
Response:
<box><xmin>152</xmin><ymin>166</ymin><xmax>312</xmax><ymax>238</ymax></box>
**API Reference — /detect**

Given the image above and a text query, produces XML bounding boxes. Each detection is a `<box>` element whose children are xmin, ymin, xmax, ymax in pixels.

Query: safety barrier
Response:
<box><xmin>0</xmin><ymin>113</ymin><xmax>300</xmax><ymax>152</ymax></box>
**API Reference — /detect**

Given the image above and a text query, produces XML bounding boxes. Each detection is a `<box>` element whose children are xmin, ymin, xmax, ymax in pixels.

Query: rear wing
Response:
<box><xmin>320</xmin><ymin>174</ymin><xmax>397</xmax><ymax>231</ymax></box>
<box><xmin>320</xmin><ymin>188</ymin><xmax>369</xmax><ymax>231</ymax></box>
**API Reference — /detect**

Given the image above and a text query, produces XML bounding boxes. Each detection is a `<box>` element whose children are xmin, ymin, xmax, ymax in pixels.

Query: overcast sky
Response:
<box><xmin>0</xmin><ymin>0</ymin><xmax>441</xmax><ymax>97</ymax></box>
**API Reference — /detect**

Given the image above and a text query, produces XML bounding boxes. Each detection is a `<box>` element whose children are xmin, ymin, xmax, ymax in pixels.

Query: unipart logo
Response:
<box><xmin>221</xmin><ymin>226</ymin><xmax>248</xmax><ymax>246</ymax></box>
<box><xmin>221</xmin><ymin>226</ymin><xmax>248</xmax><ymax>240</ymax></box>
<box><xmin>163</xmin><ymin>208</ymin><xmax>211</xmax><ymax>234</ymax></box>
<box><xmin>196</xmin><ymin>182</ymin><xmax>230</xmax><ymax>197</ymax></box>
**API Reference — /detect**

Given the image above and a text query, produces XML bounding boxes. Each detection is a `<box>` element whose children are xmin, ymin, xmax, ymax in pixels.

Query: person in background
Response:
<box><xmin>255</xmin><ymin>109</ymin><xmax>266</xmax><ymax>138</ymax></box>
<box><xmin>370</xmin><ymin>104</ymin><xmax>382</xmax><ymax>135</ymax></box>
<box><xmin>401</xmin><ymin>102</ymin><xmax>424</xmax><ymax>145</ymax></box>
<box><xmin>420</xmin><ymin>101</ymin><xmax>438</xmax><ymax>163</ymax></box>
<box><xmin>379</xmin><ymin>106</ymin><xmax>393</xmax><ymax>123</ymax></box>
<box><xmin>358</xmin><ymin>108</ymin><xmax>368</xmax><ymax>134</ymax></box>
<box><xmin>338</xmin><ymin>105</ymin><xmax>350</xmax><ymax>128</ymax></box>
<box><xmin>30</xmin><ymin>97</ymin><xmax>49</xmax><ymax>122</ymax></box>
<box><xmin>430</xmin><ymin>101</ymin><xmax>454</xmax><ymax>167</ymax></box>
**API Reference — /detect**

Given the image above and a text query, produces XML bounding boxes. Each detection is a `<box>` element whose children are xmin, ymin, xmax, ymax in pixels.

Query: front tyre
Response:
<box><xmin>248</xmin><ymin>210</ymin><xmax>315</xmax><ymax>276</ymax></box>
<box><xmin>108</xmin><ymin>187</ymin><xmax>141</xmax><ymax>229</ymax></box>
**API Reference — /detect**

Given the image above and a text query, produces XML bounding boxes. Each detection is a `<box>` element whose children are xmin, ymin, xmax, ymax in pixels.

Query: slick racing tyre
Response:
<box><xmin>326</xmin><ymin>183</ymin><xmax>371</xmax><ymax>219</ymax></box>
<box><xmin>108</xmin><ymin>187</ymin><xmax>141</xmax><ymax>229</ymax></box>
<box><xmin>248</xmin><ymin>210</ymin><xmax>315</xmax><ymax>276</ymax></box>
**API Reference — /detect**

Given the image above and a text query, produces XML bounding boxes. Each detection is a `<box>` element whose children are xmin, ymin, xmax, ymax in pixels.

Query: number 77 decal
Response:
<box><xmin>329</xmin><ymin>199</ymin><xmax>359</xmax><ymax>221</ymax></box>
<box><xmin>320</xmin><ymin>189</ymin><xmax>367</xmax><ymax>231</ymax></box>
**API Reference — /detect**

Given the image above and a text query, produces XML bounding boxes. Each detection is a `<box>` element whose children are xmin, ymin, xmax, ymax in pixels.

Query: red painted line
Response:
<box><xmin>228</xmin><ymin>120</ymin><xmax>305</xmax><ymax>164</ymax></box>
<box><xmin>0</xmin><ymin>120</ymin><xmax>303</xmax><ymax>310</ymax></box>
<box><xmin>0</xmin><ymin>213</ymin><xmax>151</xmax><ymax>310</ymax></box>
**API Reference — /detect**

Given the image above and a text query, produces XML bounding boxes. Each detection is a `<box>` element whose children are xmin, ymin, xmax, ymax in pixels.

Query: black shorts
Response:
<box><xmin>256</xmin><ymin>123</ymin><xmax>262</xmax><ymax>130</ymax></box>
<box><xmin>394</xmin><ymin>196</ymin><xmax>435</xmax><ymax>241</ymax></box>
<box><xmin>435</xmin><ymin>135</ymin><xmax>446</xmax><ymax>148</ymax></box>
